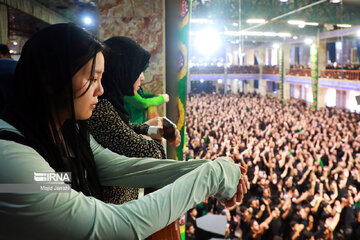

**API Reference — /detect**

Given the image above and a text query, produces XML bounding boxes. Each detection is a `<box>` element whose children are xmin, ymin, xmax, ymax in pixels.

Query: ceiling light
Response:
<box><xmin>298</xmin><ymin>24</ymin><xmax>305</xmax><ymax>28</ymax></box>
<box><xmin>337</xmin><ymin>24</ymin><xmax>352</xmax><ymax>28</ymax></box>
<box><xmin>273</xmin><ymin>43</ymin><xmax>280</xmax><ymax>49</ymax></box>
<box><xmin>278</xmin><ymin>32</ymin><xmax>291</xmax><ymax>37</ymax></box>
<box><xmin>232</xmin><ymin>23</ymin><xmax>238</xmax><ymax>27</ymax></box>
<box><xmin>83</xmin><ymin>17</ymin><xmax>92</xmax><ymax>25</ymax></box>
<box><xmin>13</xmin><ymin>41</ymin><xmax>18</xmax><ymax>46</ymax></box>
<box><xmin>246</xmin><ymin>31</ymin><xmax>264</xmax><ymax>36</ymax></box>
<box><xmin>218</xmin><ymin>79</ymin><xmax>223</xmax><ymax>84</ymax></box>
<box><xmin>330</xmin><ymin>0</ymin><xmax>341</xmax><ymax>3</ymax></box>
<box><xmin>224</xmin><ymin>31</ymin><xmax>239</xmax><ymax>36</ymax></box>
<box><xmin>288</xmin><ymin>20</ymin><xmax>305</xmax><ymax>25</ymax></box>
<box><xmin>356</xmin><ymin>30</ymin><xmax>360</xmax><ymax>38</ymax></box>
<box><xmin>305</xmin><ymin>22</ymin><xmax>319</xmax><ymax>26</ymax></box>
<box><xmin>200</xmin><ymin>79</ymin><xmax>204</xmax><ymax>83</ymax></box>
<box><xmin>195</xmin><ymin>29</ymin><xmax>221</xmax><ymax>56</ymax></box>
<box><xmin>293</xmin><ymin>36</ymin><xmax>298</xmax><ymax>40</ymax></box>
<box><xmin>246</xmin><ymin>19</ymin><xmax>266</xmax><ymax>24</ymax></box>
<box><xmin>263</xmin><ymin>32</ymin><xmax>277</xmax><ymax>36</ymax></box>
<box><xmin>190</xmin><ymin>18</ymin><xmax>214</xmax><ymax>24</ymax></box>
<box><xmin>280</xmin><ymin>0</ymin><xmax>288</xmax><ymax>2</ymax></box>
<box><xmin>304</xmin><ymin>38</ymin><xmax>313</xmax><ymax>45</ymax></box>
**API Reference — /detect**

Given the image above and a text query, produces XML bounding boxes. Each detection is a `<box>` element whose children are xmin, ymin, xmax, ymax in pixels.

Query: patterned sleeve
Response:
<box><xmin>88</xmin><ymin>99</ymin><xmax>166</xmax><ymax>159</ymax></box>
<box><xmin>128</xmin><ymin>122</ymin><xmax>149</xmax><ymax>135</ymax></box>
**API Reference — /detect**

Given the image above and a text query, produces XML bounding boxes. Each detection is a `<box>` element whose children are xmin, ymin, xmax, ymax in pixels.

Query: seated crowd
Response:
<box><xmin>185</xmin><ymin>92</ymin><xmax>360</xmax><ymax>240</ymax></box>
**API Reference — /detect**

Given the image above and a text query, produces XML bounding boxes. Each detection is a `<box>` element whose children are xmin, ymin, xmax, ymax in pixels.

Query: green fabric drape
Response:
<box><xmin>176</xmin><ymin>0</ymin><xmax>191</xmax><ymax>161</ymax></box>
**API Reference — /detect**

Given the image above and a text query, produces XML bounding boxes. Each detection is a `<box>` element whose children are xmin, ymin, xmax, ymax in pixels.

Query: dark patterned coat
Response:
<box><xmin>88</xmin><ymin>98</ymin><xmax>166</xmax><ymax>204</ymax></box>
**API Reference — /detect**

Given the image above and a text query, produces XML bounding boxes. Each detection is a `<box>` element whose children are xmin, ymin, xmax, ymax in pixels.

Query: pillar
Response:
<box><xmin>231</xmin><ymin>79</ymin><xmax>238</xmax><ymax>94</ymax></box>
<box><xmin>279</xmin><ymin>48</ymin><xmax>285</xmax><ymax>104</ymax></box>
<box><xmin>284</xmin><ymin>82</ymin><xmax>290</xmax><ymax>100</ymax></box>
<box><xmin>317</xmin><ymin>87</ymin><xmax>326</xmax><ymax>109</ymax></box>
<box><xmin>0</xmin><ymin>4</ymin><xmax>8</xmax><ymax>44</ymax></box>
<box><xmin>310</xmin><ymin>44</ymin><xmax>319</xmax><ymax>110</ymax></box>
<box><xmin>259</xmin><ymin>79</ymin><xmax>267</xmax><ymax>96</ymax></box>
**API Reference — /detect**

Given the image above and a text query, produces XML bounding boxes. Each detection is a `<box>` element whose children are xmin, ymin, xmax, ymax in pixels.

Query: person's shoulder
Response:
<box><xmin>89</xmin><ymin>99</ymin><xmax>127</xmax><ymax>130</ymax></box>
<box><xmin>93</xmin><ymin>99</ymin><xmax>119</xmax><ymax>118</ymax></box>
<box><xmin>0</xmin><ymin>119</ymin><xmax>22</xmax><ymax>135</ymax></box>
<box><xmin>0</xmin><ymin>58</ymin><xmax>17</xmax><ymax>62</ymax></box>
<box><xmin>0</xmin><ymin>122</ymin><xmax>53</xmax><ymax>183</ymax></box>
<box><xmin>0</xmin><ymin>58</ymin><xmax>17</xmax><ymax>64</ymax></box>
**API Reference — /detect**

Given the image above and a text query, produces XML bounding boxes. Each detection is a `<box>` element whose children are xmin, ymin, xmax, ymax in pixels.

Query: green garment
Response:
<box><xmin>0</xmin><ymin>119</ymin><xmax>241</xmax><ymax>239</ymax></box>
<box><xmin>124</xmin><ymin>91</ymin><xmax>165</xmax><ymax>124</ymax></box>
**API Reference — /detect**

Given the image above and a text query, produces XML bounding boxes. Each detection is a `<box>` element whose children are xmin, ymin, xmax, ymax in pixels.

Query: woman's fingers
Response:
<box><xmin>169</xmin><ymin>129</ymin><xmax>181</xmax><ymax>147</ymax></box>
<box><xmin>237</xmin><ymin>178</ymin><xmax>244</xmax><ymax>203</ymax></box>
<box><xmin>240</xmin><ymin>165</ymin><xmax>247</xmax><ymax>174</ymax></box>
<box><xmin>223</xmin><ymin>194</ymin><xmax>236</xmax><ymax>207</ymax></box>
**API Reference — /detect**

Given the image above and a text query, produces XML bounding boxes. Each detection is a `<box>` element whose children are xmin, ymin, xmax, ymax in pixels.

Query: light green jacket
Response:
<box><xmin>0</xmin><ymin>119</ymin><xmax>241</xmax><ymax>239</ymax></box>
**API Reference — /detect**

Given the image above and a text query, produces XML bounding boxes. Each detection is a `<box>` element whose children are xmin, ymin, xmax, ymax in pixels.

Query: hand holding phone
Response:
<box><xmin>163</xmin><ymin>117</ymin><xmax>176</xmax><ymax>141</ymax></box>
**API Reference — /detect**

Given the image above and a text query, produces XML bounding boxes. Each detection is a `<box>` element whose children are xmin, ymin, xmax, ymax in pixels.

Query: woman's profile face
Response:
<box><xmin>72</xmin><ymin>52</ymin><xmax>104</xmax><ymax>120</ymax></box>
<box><xmin>133</xmin><ymin>72</ymin><xmax>144</xmax><ymax>95</ymax></box>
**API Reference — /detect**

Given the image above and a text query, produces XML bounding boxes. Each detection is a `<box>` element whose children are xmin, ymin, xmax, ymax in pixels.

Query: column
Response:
<box><xmin>318</xmin><ymin>40</ymin><xmax>327</xmax><ymax>73</ymax></box>
<box><xmin>246</xmin><ymin>80</ymin><xmax>254</xmax><ymax>93</ymax></box>
<box><xmin>284</xmin><ymin>82</ymin><xmax>290</xmax><ymax>100</ymax></box>
<box><xmin>0</xmin><ymin>4</ymin><xmax>8</xmax><ymax>45</ymax></box>
<box><xmin>259</xmin><ymin>79</ymin><xmax>267</xmax><ymax>96</ymax></box>
<box><xmin>283</xmin><ymin>44</ymin><xmax>291</xmax><ymax>101</ymax></box>
<box><xmin>257</xmin><ymin>47</ymin><xmax>266</xmax><ymax>96</ymax></box>
<box><xmin>279</xmin><ymin>48</ymin><xmax>285</xmax><ymax>104</ymax></box>
<box><xmin>231</xmin><ymin>79</ymin><xmax>238</xmax><ymax>94</ymax></box>
<box><xmin>310</xmin><ymin>44</ymin><xmax>319</xmax><ymax>110</ymax></box>
<box><xmin>317</xmin><ymin>87</ymin><xmax>326</xmax><ymax>109</ymax></box>
<box><xmin>244</xmin><ymin>49</ymin><xmax>255</xmax><ymax>65</ymax></box>
<box><xmin>317</xmin><ymin>39</ymin><xmax>327</xmax><ymax>108</ymax></box>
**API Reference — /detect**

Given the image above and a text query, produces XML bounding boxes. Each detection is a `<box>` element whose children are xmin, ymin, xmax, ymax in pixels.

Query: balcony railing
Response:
<box><xmin>320</xmin><ymin>69</ymin><xmax>360</xmax><ymax>80</ymax></box>
<box><xmin>262</xmin><ymin>67</ymin><xmax>279</xmax><ymax>74</ymax></box>
<box><xmin>287</xmin><ymin>68</ymin><xmax>311</xmax><ymax>77</ymax></box>
<box><xmin>190</xmin><ymin>66</ymin><xmax>360</xmax><ymax>81</ymax></box>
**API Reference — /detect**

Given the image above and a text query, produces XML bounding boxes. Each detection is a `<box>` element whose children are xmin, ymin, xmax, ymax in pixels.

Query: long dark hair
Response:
<box><xmin>1</xmin><ymin>23</ymin><xmax>104</xmax><ymax>199</ymax></box>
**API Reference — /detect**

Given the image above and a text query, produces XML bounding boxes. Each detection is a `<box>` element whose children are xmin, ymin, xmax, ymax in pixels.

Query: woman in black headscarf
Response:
<box><xmin>88</xmin><ymin>36</ymin><xmax>177</xmax><ymax>204</ymax></box>
<box><xmin>0</xmin><ymin>24</ymin><xmax>246</xmax><ymax>239</ymax></box>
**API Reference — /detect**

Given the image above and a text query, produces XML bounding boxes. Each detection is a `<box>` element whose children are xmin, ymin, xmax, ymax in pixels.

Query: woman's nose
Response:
<box><xmin>96</xmin><ymin>81</ymin><xmax>104</xmax><ymax>96</ymax></box>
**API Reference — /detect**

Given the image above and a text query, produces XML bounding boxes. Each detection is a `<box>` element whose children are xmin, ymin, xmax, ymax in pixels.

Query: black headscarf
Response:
<box><xmin>1</xmin><ymin>23</ymin><xmax>104</xmax><ymax>199</ymax></box>
<box><xmin>101</xmin><ymin>36</ymin><xmax>151</xmax><ymax>123</ymax></box>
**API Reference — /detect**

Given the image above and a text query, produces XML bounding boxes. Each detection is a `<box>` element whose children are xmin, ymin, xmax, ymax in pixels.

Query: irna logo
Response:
<box><xmin>34</xmin><ymin>172</ymin><xmax>71</xmax><ymax>182</ymax></box>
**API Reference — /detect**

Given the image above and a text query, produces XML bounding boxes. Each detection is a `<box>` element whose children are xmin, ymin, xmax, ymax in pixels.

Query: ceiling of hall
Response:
<box><xmin>23</xmin><ymin>0</ymin><xmax>360</xmax><ymax>47</ymax></box>
<box><xmin>191</xmin><ymin>0</ymin><xmax>360</xmax><ymax>45</ymax></box>
<box><xmin>34</xmin><ymin>0</ymin><xmax>97</xmax><ymax>24</ymax></box>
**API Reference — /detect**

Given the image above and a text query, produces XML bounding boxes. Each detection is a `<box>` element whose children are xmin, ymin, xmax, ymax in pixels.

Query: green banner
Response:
<box><xmin>310</xmin><ymin>44</ymin><xmax>318</xmax><ymax>110</ymax></box>
<box><xmin>279</xmin><ymin>48</ymin><xmax>284</xmax><ymax>104</ymax></box>
<box><xmin>176</xmin><ymin>0</ymin><xmax>191</xmax><ymax>162</ymax></box>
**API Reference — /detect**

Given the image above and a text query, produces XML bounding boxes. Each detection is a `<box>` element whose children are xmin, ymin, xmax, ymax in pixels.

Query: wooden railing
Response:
<box><xmin>320</xmin><ymin>69</ymin><xmax>360</xmax><ymax>80</ymax></box>
<box><xmin>190</xmin><ymin>66</ymin><xmax>360</xmax><ymax>81</ymax></box>
<box><xmin>287</xmin><ymin>68</ymin><xmax>311</xmax><ymax>77</ymax></box>
<box><xmin>262</xmin><ymin>67</ymin><xmax>279</xmax><ymax>74</ymax></box>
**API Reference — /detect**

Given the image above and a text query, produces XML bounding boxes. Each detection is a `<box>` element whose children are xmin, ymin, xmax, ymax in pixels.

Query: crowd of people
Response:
<box><xmin>185</xmin><ymin>92</ymin><xmax>360</xmax><ymax>239</ymax></box>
